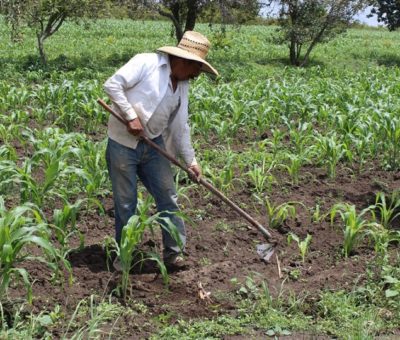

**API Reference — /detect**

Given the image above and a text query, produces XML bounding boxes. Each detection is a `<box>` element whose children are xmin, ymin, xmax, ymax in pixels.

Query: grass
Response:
<box><xmin>153</xmin><ymin>285</ymin><xmax>399</xmax><ymax>339</ymax></box>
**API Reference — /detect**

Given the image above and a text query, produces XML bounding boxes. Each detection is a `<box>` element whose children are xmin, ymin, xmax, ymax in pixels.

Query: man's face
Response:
<box><xmin>171</xmin><ymin>58</ymin><xmax>202</xmax><ymax>81</ymax></box>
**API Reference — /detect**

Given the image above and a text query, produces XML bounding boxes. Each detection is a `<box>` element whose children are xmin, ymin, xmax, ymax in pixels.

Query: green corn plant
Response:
<box><xmin>266</xmin><ymin>129</ymin><xmax>286</xmax><ymax>159</ymax></box>
<box><xmin>73</xmin><ymin>139</ymin><xmax>108</xmax><ymax>195</ymax></box>
<box><xmin>364</xmin><ymin>224</ymin><xmax>400</xmax><ymax>255</ymax></box>
<box><xmin>78</xmin><ymin>101</ymin><xmax>107</xmax><ymax>133</ymax></box>
<box><xmin>55</xmin><ymin>107</ymin><xmax>83</xmax><ymax>132</ymax></box>
<box><xmin>28</xmin><ymin>128</ymin><xmax>83</xmax><ymax>169</ymax></box>
<box><xmin>203</xmin><ymin>162</ymin><xmax>242</xmax><ymax>192</ymax></box>
<box><xmin>282</xmin><ymin>152</ymin><xmax>310</xmax><ymax>186</ymax></box>
<box><xmin>330</xmin><ymin>203</ymin><xmax>375</xmax><ymax>257</ymax></box>
<box><xmin>287</xmin><ymin>232</ymin><xmax>312</xmax><ymax>263</ymax></box>
<box><xmin>9</xmin><ymin>110</ymin><xmax>30</xmax><ymax>124</ymax></box>
<box><xmin>0</xmin><ymin>84</ymin><xmax>31</xmax><ymax>112</ymax></box>
<box><xmin>285</xmin><ymin>154</ymin><xmax>302</xmax><ymax>185</ymax></box>
<box><xmin>16</xmin><ymin>158</ymin><xmax>63</xmax><ymax>206</ymax></box>
<box><xmin>111</xmin><ymin>194</ymin><xmax>183</xmax><ymax>299</ymax></box>
<box><xmin>67</xmin><ymin>166</ymin><xmax>107</xmax><ymax>213</ymax></box>
<box><xmin>220</xmin><ymin>162</ymin><xmax>245</xmax><ymax>192</ymax></box>
<box><xmin>288</xmin><ymin>121</ymin><xmax>312</xmax><ymax>156</ymax></box>
<box><xmin>200</xmin><ymin>147</ymin><xmax>239</xmax><ymax>171</ymax></box>
<box><xmin>0</xmin><ymin>160</ymin><xmax>20</xmax><ymax>194</ymax></box>
<box><xmin>0</xmin><ymin>123</ymin><xmax>25</xmax><ymax>145</ymax></box>
<box><xmin>111</xmin><ymin>215</ymin><xmax>146</xmax><ymax>300</ymax></box>
<box><xmin>0</xmin><ymin>144</ymin><xmax>17</xmax><ymax>162</ymax></box>
<box><xmin>246</xmin><ymin>159</ymin><xmax>275</xmax><ymax>195</ymax></box>
<box><xmin>313</xmin><ymin>133</ymin><xmax>348</xmax><ymax>178</ymax></box>
<box><xmin>213</xmin><ymin>120</ymin><xmax>235</xmax><ymax>140</ymax></box>
<box><xmin>370</xmin><ymin>191</ymin><xmax>400</xmax><ymax>229</ymax></box>
<box><xmin>173</xmin><ymin>169</ymin><xmax>196</xmax><ymax>204</ymax></box>
<box><xmin>2</xmin><ymin>155</ymin><xmax>76</xmax><ymax>212</ymax></box>
<box><xmin>116</xmin><ymin>212</ymin><xmax>181</xmax><ymax>300</ymax></box>
<box><xmin>135</xmin><ymin>192</ymin><xmax>185</xmax><ymax>253</ymax></box>
<box><xmin>136</xmin><ymin>192</ymin><xmax>155</xmax><ymax>219</ymax></box>
<box><xmin>349</xmin><ymin>131</ymin><xmax>374</xmax><ymax>173</ymax></box>
<box><xmin>379</xmin><ymin>112</ymin><xmax>400</xmax><ymax>170</ymax></box>
<box><xmin>311</xmin><ymin>203</ymin><xmax>322</xmax><ymax>223</ymax></box>
<box><xmin>0</xmin><ymin>197</ymin><xmax>69</xmax><ymax>303</ymax></box>
<box><xmin>52</xmin><ymin>199</ymin><xmax>86</xmax><ymax>257</ymax></box>
<box><xmin>264</xmin><ymin>197</ymin><xmax>300</xmax><ymax>230</ymax></box>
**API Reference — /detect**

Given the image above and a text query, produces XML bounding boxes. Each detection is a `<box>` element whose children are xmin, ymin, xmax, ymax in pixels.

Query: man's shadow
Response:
<box><xmin>67</xmin><ymin>244</ymin><xmax>184</xmax><ymax>274</ymax></box>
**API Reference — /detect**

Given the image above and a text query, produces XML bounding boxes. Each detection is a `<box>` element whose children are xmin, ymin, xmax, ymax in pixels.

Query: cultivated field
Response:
<box><xmin>1</xmin><ymin>18</ymin><xmax>400</xmax><ymax>338</ymax></box>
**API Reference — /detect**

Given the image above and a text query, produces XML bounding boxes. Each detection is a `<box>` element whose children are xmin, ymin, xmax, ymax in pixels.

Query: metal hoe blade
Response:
<box><xmin>256</xmin><ymin>243</ymin><xmax>275</xmax><ymax>262</ymax></box>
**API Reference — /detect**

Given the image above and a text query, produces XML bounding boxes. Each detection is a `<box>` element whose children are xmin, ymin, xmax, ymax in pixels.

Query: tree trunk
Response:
<box><xmin>300</xmin><ymin>24</ymin><xmax>328</xmax><ymax>67</ymax></box>
<box><xmin>174</xmin><ymin>22</ymin><xmax>184</xmax><ymax>41</ymax></box>
<box><xmin>184</xmin><ymin>0</ymin><xmax>198</xmax><ymax>32</ymax></box>
<box><xmin>37</xmin><ymin>34</ymin><xmax>47</xmax><ymax>65</ymax></box>
<box><xmin>289</xmin><ymin>37</ymin><xmax>298</xmax><ymax>66</ymax></box>
<box><xmin>157</xmin><ymin>5</ymin><xmax>183</xmax><ymax>42</ymax></box>
<box><xmin>171</xmin><ymin>2</ymin><xmax>183</xmax><ymax>41</ymax></box>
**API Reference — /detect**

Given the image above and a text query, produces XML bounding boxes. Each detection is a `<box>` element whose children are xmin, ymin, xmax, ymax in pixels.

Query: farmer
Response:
<box><xmin>104</xmin><ymin>31</ymin><xmax>218</xmax><ymax>270</ymax></box>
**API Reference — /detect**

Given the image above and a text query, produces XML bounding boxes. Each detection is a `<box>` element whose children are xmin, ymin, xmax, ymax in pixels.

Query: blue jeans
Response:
<box><xmin>106</xmin><ymin>137</ymin><xmax>186</xmax><ymax>258</ymax></box>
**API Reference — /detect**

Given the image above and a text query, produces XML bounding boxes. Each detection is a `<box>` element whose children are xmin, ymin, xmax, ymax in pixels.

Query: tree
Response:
<box><xmin>2</xmin><ymin>0</ymin><xmax>106</xmax><ymax>64</ymax></box>
<box><xmin>1</xmin><ymin>1</ymin><xmax>25</xmax><ymax>42</ymax></box>
<box><xmin>369</xmin><ymin>0</ymin><xmax>400</xmax><ymax>30</ymax></box>
<box><xmin>123</xmin><ymin>0</ymin><xmax>268</xmax><ymax>41</ymax></box>
<box><xmin>276</xmin><ymin>0</ymin><xmax>367</xmax><ymax>66</ymax></box>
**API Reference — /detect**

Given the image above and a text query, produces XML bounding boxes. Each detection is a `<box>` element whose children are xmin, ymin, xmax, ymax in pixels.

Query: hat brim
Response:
<box><xmin>157</xmin><ymin>46</ymin><xmax>218</xmax><ymax>76</ymax></box>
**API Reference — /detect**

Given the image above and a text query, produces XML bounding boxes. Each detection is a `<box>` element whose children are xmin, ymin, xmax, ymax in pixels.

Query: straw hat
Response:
<box><xmin>157</xmin><ymin>31</ymin><xmax>218</xmax><ymax>76</ymax></box>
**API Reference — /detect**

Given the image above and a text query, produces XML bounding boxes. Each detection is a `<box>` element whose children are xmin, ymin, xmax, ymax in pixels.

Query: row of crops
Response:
<box><xmin>1</xmin><ymin>18</ymin><xmax>400</xmax><ymax>337</ymax></box>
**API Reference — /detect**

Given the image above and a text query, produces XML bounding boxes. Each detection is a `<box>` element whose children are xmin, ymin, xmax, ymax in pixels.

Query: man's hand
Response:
<box><xmin>127</xmin><ymin>118</ymin><xmax>144</xmax><ymax>136</ymax></box>
<box><xmin>188</xmin><ymin>164</ymin><xmax>202</xmax><ymax>183</ymax></box>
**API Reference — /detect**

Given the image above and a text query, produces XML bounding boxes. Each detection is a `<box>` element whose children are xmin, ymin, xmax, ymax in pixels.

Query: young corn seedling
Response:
<box><xmin>379</xmin><ymin>112</ymin><xmax>400</xmax><ymax>170</ymax></box>
<box><xmin>314</xmin><ymin>133</ymin><xmax>347</xmax><ymax>179</ymax></box>
<box><xmin>267</xmin><ymin>129</ymin><xmax>286</xmax><ymax>160</ymax></box>
<box><xmin>289</xmin><ymin>122</ymin><xmax>312</xmax><ymax>156</ymax></box>
<box><xmin>52</xmin><ymin>199</ymin><xmax>86</xmax><ymax>257</ymax></box>
<box><xmin>281</xmin><ymin>152</ymin><xmax>310</xmax><ymax>186</ymax></box>
<box><xmin>0</xmin><ymin>144</ymin><xmax>17</xmax><ymax>162</ymax></box>
<box><xmin>287</xmin><ymin>232</ymin><xmax>312</xmax><ymax>263</ymax></box>
<box><xmin>246</xmin><ymin>159</ymin><xmax>275</xmax><ymax>195</ymax></box>
<box><xmin>117</xmin><ymin>215</ymin><xmax>151</xmax><ymax>300</ymax></box>
<box><xmin>364</xmin><ymin>223</ymin><xmax>400</xmax><ymax>255</ymax></box>
<box><xmin>116</xmin><ymin>212</ymin><xmax>182</xmax><ymax>300</ymax></box>
<box><xmin>73</xmin><ymin>139</ymin><xmax>109</xmax><ymax>201</ymax></box>
<box><xmin>0</xmin><ymin>160</ymin><xmax>20</xmax><ymax>194</ymax></box>
<box><xmin>203</xmin><ymin>162</ymin><xmax>242</xmax><ymax>192</ymax></box>
<box><xmin>0</xmin><ymin>197</ymin><xmax>69</xmax><ymax>303</ymax></box>
<box><xmin>349</xmin><ymin>132</ymin><xmax>374</xmax><ymax>173</ymax></box>
<box><xmin>16</xmin><ymin>158</ymin><xmax>63</xmax><ymax>206</ymax></box>
<box><xmin>370</xmin><ymin>191</ymin><xmax>400</xmax><ymax>229</ymax></box>
<box><xmin>0</xmin><ymin>123</ymin><xmax>25</xmax><ymax>145</ymax></box>
<box><xmin>171</xmin><ymin>169</ymin><xmax>197</xmax><ymax>206</ymax></box>
<box><xmin>28</xmin><ymin>127</ymin><xmax>82</xmax><ymax>169</ymax></box>
<box><xmin>330</xmin><ymin>203</ymin><xmax>375</xmax><ymax>257</ymax></box>
<box><xmin>264</xmin><ymin>197</ymin><xmax>301</xmax><ymax>230</ymax></box>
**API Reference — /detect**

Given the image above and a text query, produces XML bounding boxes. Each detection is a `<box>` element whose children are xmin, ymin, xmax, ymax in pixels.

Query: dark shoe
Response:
<box><xmin>164</xmin><ymin>254</ymin><xmax>185</xmax><ymax>269</ymax></box>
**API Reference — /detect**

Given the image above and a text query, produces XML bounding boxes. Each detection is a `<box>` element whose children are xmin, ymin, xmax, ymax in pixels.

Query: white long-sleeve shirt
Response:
<box><xmin>104</xmin><ymin>52</ymin><xmax>197</xmax><ymax>166</ymax></box>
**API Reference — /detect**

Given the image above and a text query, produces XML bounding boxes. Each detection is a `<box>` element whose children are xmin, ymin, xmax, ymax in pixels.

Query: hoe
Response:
<box><xmin>98</xmin><ymin>99</ymin><xmax>277</xmax><ymax>261</ymax></box>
